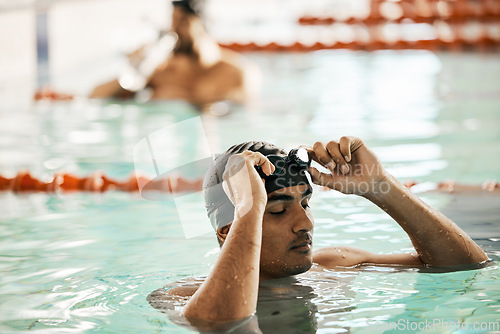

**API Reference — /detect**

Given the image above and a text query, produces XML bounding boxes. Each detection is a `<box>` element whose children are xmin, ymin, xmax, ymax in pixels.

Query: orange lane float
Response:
<box><xmin>34</xmin><ymin>86</ymin><xmax>74</xmax><ymax>101</ymax></box>
<box><xmin>0</xmin><ymin>171</ymin><xmax>203</xmax><ymax>194</ymax></box>
<box><xmin>287</xmin><ymin>0</ymin><xmax>500</xmax><ymax>52</ymax></box>
<box><xmin>219</xmin><ymin>36</ymin><xmax>499</xmax><ymax>52</ymax></box>
<box><xmin>298</xmin><ymin>0</ymin><xmax>500</xmax><ymax>26</ymax></box>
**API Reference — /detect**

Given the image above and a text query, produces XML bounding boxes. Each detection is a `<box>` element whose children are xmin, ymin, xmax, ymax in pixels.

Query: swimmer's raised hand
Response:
<box><xmin>222</xmin><ymin>151</ymin><xmax>275</xmax><ymax>219</ymax></box>
<box><xmin>305</xmin><ymin>136</ymin><xmax>388</xmax><ymax>196</ymax></box>
<box><xmin>184</xmin><ymin>151</ymin><xmax>273</xmax><ymax>322</ymax></box>
<box><xmin>305</xmin><ymin>136</ymin><xmax>488</xmax><ymax>267</ymax></box>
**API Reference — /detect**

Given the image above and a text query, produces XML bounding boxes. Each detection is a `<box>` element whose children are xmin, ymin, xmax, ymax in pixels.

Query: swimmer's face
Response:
<box><xmin>259</xmin><ymin>184</ymin><xmax>314</xmax><ymax>279</ymax></box>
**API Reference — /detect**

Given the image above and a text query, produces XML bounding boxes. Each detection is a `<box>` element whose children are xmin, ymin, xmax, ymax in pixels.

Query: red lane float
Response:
<box><xmin>219</xmin><ymin>37</ymin><xmax>500</xmax><ymax>52</ymax></box>
<box><xmin>298</xmin><ymin>0</ymin><xmax>500</xmax><ymax>26</ymax></box>
<box><xmin>277</xmin><ymin>0</ymin><xmax>500</xmax><ymax>52</ymax></box>
<box><xmin>0</xmin><ymin>171</ymin><xmax>203</xmax><ymax>194</ymax></box>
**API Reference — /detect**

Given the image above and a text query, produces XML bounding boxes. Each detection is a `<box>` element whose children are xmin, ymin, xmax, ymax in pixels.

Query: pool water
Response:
<box><xmin>0</xmin><ymin>50</ymin><xmax>500</xmax><ymax>333</ymax></box>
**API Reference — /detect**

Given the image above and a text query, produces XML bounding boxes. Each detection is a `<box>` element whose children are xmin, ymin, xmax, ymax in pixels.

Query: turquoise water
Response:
<box><xmin>0</xmin><ymin>50</ymin><xmax>500</xmax><ymax>333</ymax></box>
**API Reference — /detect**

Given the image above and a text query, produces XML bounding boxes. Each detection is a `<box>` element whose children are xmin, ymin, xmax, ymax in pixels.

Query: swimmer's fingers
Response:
<box><xmin>241</xmin><ymin>151</ymin><xmax>275</xmax><ymax>177</ymax></box>
<box><xmin>255</xmin><ymin>153</ymin><xmax>275</xmax><ymax>177</ymax></box>
<box><xmin>309</xmin><ymin>141</ymin><xmax>350</xmax><ymax>175</ymax></box>
<box><xmin>339</xmin><ymin>136</ymin><xmax>364</xmax><ymax>163</ymax></box>
<box><xmin>226</xmin><ymin>151</ymin><xmax>274</xmax><ymax>178</ymax></box>
<box><xmin>325</xmin><ymin>141</ymin><xmax>349</xmax><ymax>175</ymax></box>
<box><xmin>305</xmin><ymin>137</ymin><xmax>365</xmax><ymax>176</ymax></box>
<box><xmin>309</xmin><ymin>142</ymin><xmax>336</xmax><ymax>173</ymax></box>
<box><xmin>308</xmin><ymin>166</ymin><xmax>336</xmax><ymax>190</ymax></box>
<box><xmin>223</xmin><ymin>151</ymin><xmax>271</xmax><ymax>209</ymax></box>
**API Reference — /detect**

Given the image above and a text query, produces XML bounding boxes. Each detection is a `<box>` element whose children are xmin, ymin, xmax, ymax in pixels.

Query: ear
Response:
<box><xmin>216</xmin><ymin>224</ymin><xmax>232</xmax><ymax>244</ymax></box>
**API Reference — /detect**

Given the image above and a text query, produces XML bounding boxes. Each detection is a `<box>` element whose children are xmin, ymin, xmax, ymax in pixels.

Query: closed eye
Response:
<box><xmin>270</xmin><ymin>209</ymin><xmax>286</xmax><ymax>215</ymax></box>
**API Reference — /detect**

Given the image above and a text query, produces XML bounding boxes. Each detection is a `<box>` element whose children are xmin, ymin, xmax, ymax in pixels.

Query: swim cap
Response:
<box><xmin>203</xmin><ymin>142</ymin><xmax>312</xmax><ymax>231</ymax></box>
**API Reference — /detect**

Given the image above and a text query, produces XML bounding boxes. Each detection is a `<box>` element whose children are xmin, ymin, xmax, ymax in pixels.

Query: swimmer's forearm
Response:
<box><xmin>182</xmin><ymin>208</ymin><xmax>263</xmax><ymax>322</ymax></box>
<box><xmin>364</xmin><ymin>174</ymin><xmax>488</xmax><ymax>266</ymax></box>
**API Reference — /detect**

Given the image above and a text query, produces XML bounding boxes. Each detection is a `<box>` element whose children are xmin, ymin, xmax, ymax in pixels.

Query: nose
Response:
<box><xmin>291</xmin><ymin>203</ymin><xmax>314</xmax><ymax>234</ymax></box>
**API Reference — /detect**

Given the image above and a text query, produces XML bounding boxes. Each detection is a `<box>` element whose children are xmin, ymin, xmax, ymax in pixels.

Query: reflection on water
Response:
<box><xmin>0</xmin><ymin>189</ymin><xmax>499</xmax><ymax>333</ymax></box>
<box><xmin>145</xmin><ymin>261</ymin><xmax>500</xmax><ymax>333</ymax></box>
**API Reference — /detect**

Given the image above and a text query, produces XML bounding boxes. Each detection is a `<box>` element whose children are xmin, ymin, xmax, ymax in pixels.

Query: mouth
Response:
<box><xmin>290</xmin><ymin>240</ymin><xmax>312</xmax><ymax>253</ymax></box>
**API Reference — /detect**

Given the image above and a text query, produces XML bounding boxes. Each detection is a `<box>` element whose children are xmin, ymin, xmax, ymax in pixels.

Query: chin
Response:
<box><xmin>261</xmin><ymin>258</ymin><xmax>313</xmax><ymax>279</ymax></box>
<box><xmin>286</xmin><ymin>259</ymin><xmax>313</xmax><ymax>276</ymax></box>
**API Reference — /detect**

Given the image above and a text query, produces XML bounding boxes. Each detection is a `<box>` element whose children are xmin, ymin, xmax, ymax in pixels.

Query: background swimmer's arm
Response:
<box><xmin>307</xmin><ymin>137</ymin><xmax>488</xmax><ymax>267</ymax></box>
<box><xmin>89</xmin><ymin>44</ymin><xmax>163</xmax><ymax>99</ymax></box>
<box><xmin>182</xmin><ymin>151</ymin><xmax>273</xmax><ymax>322</ymax></box>
<box><xmin>89</xmin><ymin>79</ymin><xmax>135</xmax><ymax>99</ymax></box>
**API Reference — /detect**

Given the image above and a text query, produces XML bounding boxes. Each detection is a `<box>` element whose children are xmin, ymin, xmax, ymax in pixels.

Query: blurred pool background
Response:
<box><xmin>1</xmin><ymin>0</ymin><xmax>500</xmax><ymax>333</ymax></box>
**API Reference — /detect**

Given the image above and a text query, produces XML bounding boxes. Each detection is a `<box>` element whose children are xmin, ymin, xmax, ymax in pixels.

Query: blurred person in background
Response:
<box><xmin>35</xmin><ymin>0</ymin><xmax>259</xmax><ymax>113</ymax></box>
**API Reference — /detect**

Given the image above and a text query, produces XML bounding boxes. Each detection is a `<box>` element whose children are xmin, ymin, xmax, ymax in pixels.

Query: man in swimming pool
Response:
<box><xmin>149</xmin><ymin>136</ymin><xmax>488</xmax><ymax>325</ymax></box>
<box><xmin>35</xmin><ymin>0</ymin><xmax>258</xmax><ymax>110</ymax></box>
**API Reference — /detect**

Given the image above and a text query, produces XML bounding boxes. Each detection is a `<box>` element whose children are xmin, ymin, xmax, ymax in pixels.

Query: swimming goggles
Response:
<box><xmin>255</xmin><ymin>147</ymin><xmax>311</xmax><ymax>178</ymax></box>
